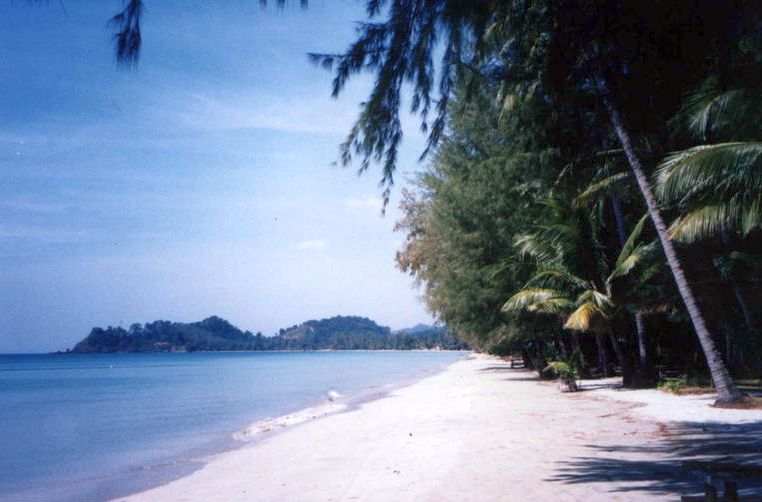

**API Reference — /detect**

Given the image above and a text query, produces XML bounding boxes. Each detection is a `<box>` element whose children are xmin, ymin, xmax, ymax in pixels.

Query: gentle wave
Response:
<box><xmin>232</xmin><ymin>398</ymin><xmax>347</xmax><ymax>441</ymax></box>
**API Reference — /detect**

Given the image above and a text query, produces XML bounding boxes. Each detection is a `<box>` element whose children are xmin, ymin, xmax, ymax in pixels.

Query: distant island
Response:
<box><xmin>63</xmin><ymin>315</ymin><xmax>468</xmax><ymax>353</ymax></box>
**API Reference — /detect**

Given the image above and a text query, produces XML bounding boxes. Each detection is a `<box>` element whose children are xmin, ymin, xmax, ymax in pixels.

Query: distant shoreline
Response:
<box><xmin>62</xmin><ymin>315</ymin><xmax>468</xmax><ymax>354</ymax></box>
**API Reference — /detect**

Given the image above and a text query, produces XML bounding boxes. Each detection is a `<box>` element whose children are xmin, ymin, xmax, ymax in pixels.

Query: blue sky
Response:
<box><xmin>0</xmin><ymin>0</ymin><xmax>434</xmax><ymax>352</ymax></box>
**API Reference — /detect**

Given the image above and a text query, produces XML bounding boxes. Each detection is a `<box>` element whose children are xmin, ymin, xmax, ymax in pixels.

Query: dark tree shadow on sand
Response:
<box><xmin>478</xmin><ymin>366</ymin><xmax>518</xmax><ymax>372</ymax></box>
<box><xmin>477</xmin><ymin>366</ymin><xmax>543</xmax><ymax>382</ymax></box>
<box><xmin>548</xmin><ymin>420</ymin><xmax>762</xmax><ymax>498</ymax></box>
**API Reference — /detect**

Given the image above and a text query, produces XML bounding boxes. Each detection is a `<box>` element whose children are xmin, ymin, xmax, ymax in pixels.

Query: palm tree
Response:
<box><xmin>103</xmin><ymin>0</ymin><xmax>749</xmax><ymax>402</ymax></box>
<box><xmin>595</xmin><ymin>82</ymin><xmax>742</xmax><ymax>402</ymax></box>
<box><xmin>656</xmin><ymin>142</ymin><xmax>762</xmax><ymax>243</ymax></box>
<box><xmin>656</xmin><ymin>81</ymin><xmax>762</xmax><ymax>336</ymax></box>
<box><xmin>313</xmin><ymin>1</ymin><xmax>749</xmax><ymax>402</ymax></box>
<box><xmin>502</xmin><ymin>198</ymin><xmax>620</xmax><ymax>378</ymax></box>
<box><xmin>656</xmin><ymin>78</ymin><xmax>762</xmax><ymax>243</ymax></box>
<box><xmin>503</xmin><ymin>198</ymin><xmax>658</xmax><ymax>383</ymax></box>
<box><xmin>572</xmin><ymin>159</ymin><xmax>660</xmax><ymax>386</ymax></box>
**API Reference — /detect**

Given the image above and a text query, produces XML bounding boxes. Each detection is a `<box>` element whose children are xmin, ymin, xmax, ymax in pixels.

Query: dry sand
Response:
<box><xmin>117</xmin><ymin>354</ymin><xmax>762</xmax><ymax>502</ymax></box>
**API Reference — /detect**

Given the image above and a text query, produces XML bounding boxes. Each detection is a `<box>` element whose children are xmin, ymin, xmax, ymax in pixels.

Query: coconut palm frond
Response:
<box><xmin>614</xmin><ymin>213</ymin><xmax>650</xmax><ymax>268</ymax></box>
<box><xmin>501</xmin><ymin>288</ymin><xmax>571</xmax><ymax>314</ymax></box>
<box><xmin>576</xmin><ymin>289</ymin><xmax>614</xmax><ymax>310</ymax></box>
<box><xmin>554</xmin><ymin>149</ymin><xmax>624</xmax><ymax>189</ymax></box>
<box><xmin>688</xmin><ymin>88</ymin><xmax>745</xmax><ymax>140</ymax></box>
<box><xmin>608</xmin><ymin>243</ymin><xmax>648</xmax><ymax>281</ymax></box>
<box><xmin>527</xmin><ymin>298</ymin><xmax>576</xmax><ymax>314</ymax></box>
<box><xmin>488</xmin><ymin>260</ymin><xmax>514</xmax><ymax>280</ymax></box>
<box><xmin>515</xmin><ymin>233</ymin><xmax>557</xmax><ymax>263</ymax></box>
<box><xmin>502</xmin><ymin>288</ymin><xmax>559</xmax><ymax>311</ymax></box>
<box><xmin>524</xmin><ymin>268</ymin><xmax>590</xmax><ymax>290</ymax></box>
<box><xmin>605</xmin><ymin>213</ymin><xmax>651</xmax><ymax>282</ymax></box>
<box><xmin>592</xmin><ymin>148</ymin><xmax>625</xmax><ymax>159</ymax></box>
<box><xmin>655</xmin><ymin>142</ymin><xmax>762</xmax><ymax>204</ymax></box>
<box><xmin>573</xmin><ymin>172</ymin><xmax>630</xmax><ymax>208</ymax></box>
<box><xmin>669</xmin><ymin>195</ymin><xmax>762</xmax><ymax>242</ymax></box>
<box><xmin>673</xmin><ymin>78</ymin><xmax>762</xmax><ymax>141</ymax></box>
<box><xmin>535</xmin><ymin>222</ymin><xmax>581</xmax><ymax>247</ymax></box>
<box><xmin>564</xmin><ymin>301</ymin><xmax>608</xmax><ymax>331</ymax></box>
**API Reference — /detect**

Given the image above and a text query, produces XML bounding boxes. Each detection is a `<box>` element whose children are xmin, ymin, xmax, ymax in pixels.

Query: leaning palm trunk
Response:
<box><xmin>596</xmin><ymin>73</ymin><xmax>744</xmax><ymax>403</ymax></box>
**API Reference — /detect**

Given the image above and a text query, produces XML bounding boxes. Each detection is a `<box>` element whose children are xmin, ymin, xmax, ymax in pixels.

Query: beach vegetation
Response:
<box><xmin>320</xmin><ymin>1</ymin><xmax>762</xmax><ymax>403</ymax></box>
<box><xmin>658</xmin><ymin>376</ymin><xmax>689</xmax><ymax>395</ymax></box>
<box><xmin>543</xmin><ymin>361</ymin><xmax>578</xmax><ymax>393</ymax></box>
<box><xmin>95</xmin><ymin>0</ymin><xmax>762</xmax><ymax>402</ymax></box>
<box><xmin>65</xmin><ymin>315</ymin><xmax>468</xmax><ymax>353</ymax></box>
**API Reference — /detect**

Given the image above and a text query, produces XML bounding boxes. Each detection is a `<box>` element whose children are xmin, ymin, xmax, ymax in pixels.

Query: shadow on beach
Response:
<box><xmin>548</xmin><ymin>420</ymin><xmax>762</xmax><ymax>498</ymax></box>
<box><xmin>477</xmin><ymin>365</ymin><xmax>543</xmax><ymax>383</ymax></box>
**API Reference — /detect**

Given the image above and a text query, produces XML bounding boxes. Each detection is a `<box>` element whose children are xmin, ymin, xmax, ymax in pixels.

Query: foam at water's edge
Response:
<box><xmin>232</xmin><ymin>401</ymin><xmax>348</xmax><ymax>441</ymax></box>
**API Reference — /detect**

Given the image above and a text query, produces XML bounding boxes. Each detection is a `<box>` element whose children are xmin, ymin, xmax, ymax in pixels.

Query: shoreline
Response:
<box><xmin>1</xmin><ymin>351</ymin><xmax>465</xmax><ymax>502</ymax></box>
<box><xmin>115</xmin><ymin>354</ymin><xmax>762</xmax><ymax>502</ymax></box>
<box><xmin>232</xmin><ymin>351</ymin><xmax>466</xmax><ymax>443</ymax></box>
<box><xmin>98</xmin><ymin>351</ymin><xmax>465</xmax><ymax>502</ymax></box>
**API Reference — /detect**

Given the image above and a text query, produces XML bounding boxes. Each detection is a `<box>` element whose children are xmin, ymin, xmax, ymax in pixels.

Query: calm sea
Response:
<box><xmin>0</xmin><ymin>351</ymin><xmax>463</xmax><ymax>501</ymax></box>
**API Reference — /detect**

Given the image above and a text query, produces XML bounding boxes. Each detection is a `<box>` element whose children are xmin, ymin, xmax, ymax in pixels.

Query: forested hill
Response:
<box><xmin>64</xmin><ymin>316</ymin><xmax>467</xmax><ymax>353</ymax></box>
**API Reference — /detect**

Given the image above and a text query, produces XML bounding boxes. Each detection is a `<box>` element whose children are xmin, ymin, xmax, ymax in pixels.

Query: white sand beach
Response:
<box><xmin>118</xmin><ymin>354</ymin><xmax>762</xmax><ymax>502</ymax></box>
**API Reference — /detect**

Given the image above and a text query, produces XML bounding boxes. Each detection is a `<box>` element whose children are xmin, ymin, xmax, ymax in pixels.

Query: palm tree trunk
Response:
<box><xmin>634</xmin><ymin>312</ymin><xmax>648</xmax><ymax>370</ymax></box>
<box><xmin>610</xmin><ymin>196</ymin><xmax>628</xmax><ymax>244</ymax></box>
<box><xmin>595</xmin><ymin>73</ymin><xmax>743</xmax><ymax>403</ymax></box>
<box><xmin>557</xmin><ymin>332</ymin><xmax>569</xmax><ymax>360</ymax></box>
<box><xmin>595</xmin><ymin>333</ymin><xmax>611</xmax><ymax>377</ymax></box>
<box><xmin>611</xmin><ymin>196</ymin><xmax>655</xmax><ymax>384</ymax></box>
<box><xmin>570</xmin><ymin>332</ymin><xmax>591</xmax><ymax>378</ymax></box>
<box><xmin>607</xmin><ymin>331</ymin><xmax>626</xmax><ymax>369</ymax></box>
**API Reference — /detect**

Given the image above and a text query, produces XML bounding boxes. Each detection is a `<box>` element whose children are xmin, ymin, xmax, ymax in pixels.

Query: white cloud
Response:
<box><xmin>170</xmin><ymin>89</ymin><xmax>362</xmax><ymax>136</ymax></box>
<box><xmin>344</xmin><ymin>195</ymin><xmax>383</xmax><ymax>213</ymax></box>
<box><xmin>297</xmin><ymin>239</ymin><xmax>328</xmax><ymax>251</ymax></box>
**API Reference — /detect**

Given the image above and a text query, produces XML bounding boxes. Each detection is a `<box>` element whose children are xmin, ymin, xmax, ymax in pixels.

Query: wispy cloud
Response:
<box><xmin>0</xmin><ymin>225</ymin><xmax>87</xmax><ymax>243</ymax></box>
<box><xmin>296</xmin><ymin>239</ymin><xmax>328</xmax><ymax>251</ymax></box>
<box><xmin>170</xmin><ymin>89</ymin><xmax>361</xmax><ymax>136</ymax></box>
<box><xmin>344</xmin><ymin>195</ymin><xmax>383</xmax><ymax>213</ymax></box>
<box><xmin>0</xmin><ymin>196</ymin><xmax>68</xmax><ymax>214</ymax></box>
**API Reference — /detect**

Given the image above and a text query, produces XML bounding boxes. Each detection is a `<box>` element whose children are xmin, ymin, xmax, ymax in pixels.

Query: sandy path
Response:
<box><xmin>117</xmin><ymin>354</ymin><xmax>683</xmax><ymax>502</ymax></box>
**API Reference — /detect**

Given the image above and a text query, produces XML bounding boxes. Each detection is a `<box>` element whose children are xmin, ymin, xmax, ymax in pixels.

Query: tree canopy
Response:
<box><xmin>65</xmin><ymin>315</ymin><xmax>467</xmax><ymax>352</ymax></box>
<box><xmin>89</xmin><ymin>0</ymin><xmax>762</xmax><ymax>402</ymax></box>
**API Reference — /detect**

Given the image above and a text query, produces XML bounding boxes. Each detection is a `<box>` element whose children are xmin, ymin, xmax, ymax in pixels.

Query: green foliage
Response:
<box><xmin>96</xmin><ymin>0</ymin><xmax>762</xmax><ymax>382</ymax></box>
<box><xmin>656</xmin><ymin>142</ymin><xmax>762</xmax><ymax>242</ymax></box>
<box><xmin>390</xmin><ymin>3</ymin><xmax>762</xmax><ymax>384</ymax></box>
<box><xmin>543</xmin><ymin>361</ymin><xmax>575</xmax><ymax>384</ymax></box>
<box><xmin>658</xmin><ymin>375</ymin><xmax>688</xmax><ymax>394</ymax></box>
<box><xmin>67</xmin><ymin>316</ymin><xmax>468</xmax><ymax>353</ymax></box>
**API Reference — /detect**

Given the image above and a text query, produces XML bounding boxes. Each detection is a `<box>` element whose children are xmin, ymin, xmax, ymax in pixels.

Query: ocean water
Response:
<box><xmin>0</xmin><ymin>351</ymin><xmax>463</xmax><ymax>501</ymax></box>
